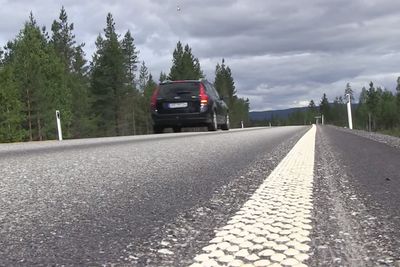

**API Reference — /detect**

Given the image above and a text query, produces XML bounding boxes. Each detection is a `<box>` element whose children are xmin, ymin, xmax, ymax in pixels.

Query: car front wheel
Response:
<box><xmin>153</xmin><ymin>126</ymin><xmax>164</xmax><ymax>134</ymax></box>
<box><xmin>173</xmin><ymin>127</ymin><xmax>182</xmax><ymax>133</ymax></box>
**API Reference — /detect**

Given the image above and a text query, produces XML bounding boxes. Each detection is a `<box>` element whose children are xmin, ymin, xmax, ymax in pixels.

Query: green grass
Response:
<box><xmin>379</xmin><ymin>128</ymin><xmax>400</xmax><ymax>138</ymax></box>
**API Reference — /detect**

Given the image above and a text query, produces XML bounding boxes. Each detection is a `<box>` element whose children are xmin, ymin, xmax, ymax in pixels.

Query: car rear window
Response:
<box><xmin>159</xmin><ymin>82</ymin><xmax>200</xmax><ymax>98</ymax></box>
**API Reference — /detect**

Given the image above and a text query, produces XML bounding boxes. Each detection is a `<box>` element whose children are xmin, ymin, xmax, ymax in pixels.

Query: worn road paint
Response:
<box><xmin>190</xmin><ymin>125</ymin><xmax>316</xmax><ymax>267</ymax></box>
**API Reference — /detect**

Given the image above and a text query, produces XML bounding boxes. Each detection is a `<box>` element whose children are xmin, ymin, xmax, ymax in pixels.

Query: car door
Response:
<box><xmin>206</xmin><ymin>82</ymin><xmax>227</xmax><ymax>123</ymax></box>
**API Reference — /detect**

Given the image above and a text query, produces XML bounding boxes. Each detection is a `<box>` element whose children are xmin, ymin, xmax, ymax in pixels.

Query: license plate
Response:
<box><xmin>168</xmin><ymin>102</ymin><xmax>188</xmax><ymax>108</ymax></box>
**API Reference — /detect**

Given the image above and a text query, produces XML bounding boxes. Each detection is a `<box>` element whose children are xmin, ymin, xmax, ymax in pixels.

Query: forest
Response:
<box><xmin>0</xmin><ymin>8</ymin><xmax>249</xmax><ymax>143</ymax></box>
<box><xmin>264</xmin><ymin>82</ymin><xmax>400</xmax><ymax>136</ymax></box>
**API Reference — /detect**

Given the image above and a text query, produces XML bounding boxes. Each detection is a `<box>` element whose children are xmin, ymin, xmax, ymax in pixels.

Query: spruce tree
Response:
<box><xmin>121</xmin><ymin>30</ymin><xmax>139</xmax><ymax>86</ymax></box>
<box><xmin>143</xmin><ymin>74</ymin><xmax>157</xmax><ymax>133</ymax></box>
<box><xmin>214</xmin><ymin>58</ymin><xmax>248</xmax><ymax>127</ymax></box>
<box><xmin>6</xmin><ymin>13</ymin><xmax>71</xmax><ymax>141</ymax></box>
<box><xmin>138</xmin><ymin>61</ymin><xmax>149</xmax><ymax>92</ymax></box>
<box><xmin>51</xmin><ymin>7</ymin><xmax>90</xmax><ymax>138</ymax></box>
<box><xmin>90</xmin><ymin>13</ymin><xmax>127</xmax><ymax>136</ymax></box>
<box><xmin>214</xmin><ymin>59</ymin><xmax>236</xmax><ymax>107</ymax></box>
<box><xmin>51</xmin><ymin>6</ymin><xmax>75</xmax><ymax>70</ymax></box>
<box><xmin>0</xmin><ymin>65</ymin><xmax>25</xmax><ymax>142</ymax></box>
<box><xmin>344</xmin><ymin>82</ymin><xmax>354</xmax><ymax>102</ymax></box>
<box><xmin>168</xmin><ymin>41</ymin><xmax>203</xmax><ymax>80</ymax></box>
<box><xmin>159</xmin><ymin>71</ymin><xmax>167</xmax><ymax>82</ymax></box>
<box><xmin>319</xmin><ymin>93</ymin><xmax>330</xmax><ymax>122</ymax></box>
<box><xmin>70</xmin><ymin>45</ymin><xmax>92</xmax><ymax>137</ymax></box>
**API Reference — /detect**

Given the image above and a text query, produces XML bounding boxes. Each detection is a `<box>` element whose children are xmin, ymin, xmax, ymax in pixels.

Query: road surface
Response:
<box><xmin>0</xmin><ymin>126</ymin><xmax>399</xmax><ymax>266</ymax></box>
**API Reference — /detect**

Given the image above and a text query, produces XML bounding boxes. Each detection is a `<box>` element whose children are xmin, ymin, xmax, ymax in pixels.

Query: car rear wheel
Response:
<box><xmin>172</xmin><ymin>127</ymin><xmax>182</xmax><ymax>133</ymax></box>
<box><xmin>153</xmin><ymin>126</ymin><xmax>164</xmax><ymax>134</ymax></box>
<box><xmin>208</xmin><ymin>112</ymin><xmax>218</xmax><ymax>131</ymax></box>
<box><xmin>221</xmin><ymin>114</ymin><xmax>230</xmax><ymax>131</ymax></box>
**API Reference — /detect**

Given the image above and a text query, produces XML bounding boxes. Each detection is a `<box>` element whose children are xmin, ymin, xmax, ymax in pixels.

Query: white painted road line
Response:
<box><xmin>190</xmin><ymin>125</ymin><xmax>316</xmax><ymax>267</ymax></box>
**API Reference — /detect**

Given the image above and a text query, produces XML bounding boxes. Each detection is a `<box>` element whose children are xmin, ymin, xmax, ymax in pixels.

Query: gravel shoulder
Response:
<box><xmin>329</xmin><ymin>126</ymin><xmax>400</xmax><ymax>149</ymax></box>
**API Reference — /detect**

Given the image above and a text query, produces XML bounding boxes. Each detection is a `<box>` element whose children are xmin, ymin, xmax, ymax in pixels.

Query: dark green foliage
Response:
<box><xmin>214</xmin><ymin>59</ymin><xmax>249</xmax><ymax>127</ymax></box>
<box><xmin>3</xmin><ymin>15</ymin><xmax>72</xmax><ymax>141</ymax></box>
<box><xmin>51</xmin><ymin>7</ymin><xmax>91</xmax><ymax>138</ymax></box>
<box><xmin>168</xmin><ymin>42</ymin><xmax>203</xmax><ymax>80</ymax></box>
<box><xmin>344</xmin><ymin>82</ymin><xmax>354</xmax><ymax>103</ymax></box>
<box><xmin>142</xmin><ymin>74</ymin><xmax>158</xmax><ymax>133</ymax></box>
<box><xmin>121</xmin><ymin>30</ymin><xmax>139</xmax><ymax>86</ymax></box>
<box><xmin>51</xmin><ymin>6</ymin><xmax>75</xmax><ymax>70</ymax></box>
<box><xmin>214</xmin><ymin>59</ymin><xmax>236</xmax><ymax>108</ymax></box>
<box><xmin>354</xmin><ymin>83</ymin><xmax>399</xmax><ymax>131</ymax></box>
<box><xmin>159</xmin><ymin>71</ymin><xmax>167</xmax><ymax>82</ymax></box>
<box><xmin>0</xmin><ymin>66</ymin><xmax>26</xmax><ymax>142</ymax></box>
<box><xmin>69</xmin><ymin>45</ymin><xmax>93</xmax><ymax>138</ymax></box>
<box><xmin>138</xmin><ymin>61</ymin><xmax>149</xmax><ymax>92</ymax></box>
<box><xmin>286</xmin><ymin>100</ymin><xmax>319</xmax><ymax>125</ymax></box>
<box><xmin>0</xmin><ymin>9</ymin><xmax>253</xmax><ymax>142</ymax></box>
<box><xmin>319</xmin><ymin>93</ymin><xmax>330</xmax><ymax>120</ymax></box>
<box><xmin>90</xmin><ymin>13</ymin><xmax>129</xmax><ymax>137</ymax></box>
<box><xmin>330</xmin><ymin>96</ymin><xmax>347</xmax><ymax>126</ymax></box>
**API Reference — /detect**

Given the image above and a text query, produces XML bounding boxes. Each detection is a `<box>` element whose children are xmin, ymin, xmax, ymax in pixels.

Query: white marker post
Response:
<box><xmin>346</xmin><ymin>94</ymin><xmax>353</xmax><ymax>130</ymax></box>
<box><xmin>241</xmin><ymin>120</ymin><xmax>244</xmax><ymax>129</ymax></box>
<box><xmin>56</xmin><ymin>110</ymin><xmax>63</xmax><ymax>141</ymax></box>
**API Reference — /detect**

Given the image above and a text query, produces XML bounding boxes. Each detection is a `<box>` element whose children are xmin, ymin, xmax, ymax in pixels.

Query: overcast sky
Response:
<box><xmin>1</xmin><ymin>0</ymin><xmax>400</xmax><ymax>111</ymax></box>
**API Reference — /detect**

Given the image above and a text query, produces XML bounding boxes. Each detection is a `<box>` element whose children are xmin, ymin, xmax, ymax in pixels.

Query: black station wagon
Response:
<box><xmin>151</xmin><ymin>79</ymin><xmax>230</xmax><ymax>133</ymax></box>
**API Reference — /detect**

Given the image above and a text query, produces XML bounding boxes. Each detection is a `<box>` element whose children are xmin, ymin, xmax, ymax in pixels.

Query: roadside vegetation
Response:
<box><xmin>0</xmin><ymin>8</ymin><xmax>249</xmax><ymax>143</ymax></box>
<box><xmin>254</xmin><ymin>82</ymin><xmax>400</xmax><ymax>137</ymax></box>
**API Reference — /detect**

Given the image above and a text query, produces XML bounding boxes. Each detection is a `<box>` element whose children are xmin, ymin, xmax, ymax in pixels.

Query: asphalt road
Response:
<box><xmin>2</xmin><ymin>125</ymin><xmax>399</xmax><ymax>267</ymax></box>
<box><xmin>311</xmin><ymin>126</ymin><xmax>400</xmax><ymax>267</ymax></box>
<box><xmin>0</xmin><ymin>126</ymin><xmax>309</xmax><ymax>266</ymax></box>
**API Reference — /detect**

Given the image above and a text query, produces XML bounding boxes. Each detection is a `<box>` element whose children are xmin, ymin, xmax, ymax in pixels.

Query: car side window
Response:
<box><xmin>204</xmin><ymin>82</ymin><xmax>217</xmax><ymax>99</ymax></box>
<box><xmin>211</xmin><ymin>85</ymin><xmax>221</xmax><ymax>100</ymax></box>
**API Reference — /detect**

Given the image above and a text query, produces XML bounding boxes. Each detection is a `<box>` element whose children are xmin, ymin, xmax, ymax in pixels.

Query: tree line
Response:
<box><xmin>0</xmin><ymin>8</ymin><xmax>249</xmax><ymax>143</ymax></box>
<box><xmin>272</xmin><ymin>81</ymin><xmax>400</xmax><ymax>134</ymax></box>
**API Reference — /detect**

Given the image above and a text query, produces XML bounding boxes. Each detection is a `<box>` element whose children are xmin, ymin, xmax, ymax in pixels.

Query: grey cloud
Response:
<box><xmin>1</xmin><ymin>0</ymin><xmax>400</xmax><ymax>111</ymax></box>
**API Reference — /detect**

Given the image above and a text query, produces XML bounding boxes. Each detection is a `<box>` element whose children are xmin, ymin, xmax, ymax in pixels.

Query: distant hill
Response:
<box><xmin>249</xmin><ymin>107</ymin><xmax>308</xmax><ymax>121</ymax></box>
<box><xmin>250</xmin><ymin>103</ymin><xmax>358</xmax><ymax>121</ymax></box>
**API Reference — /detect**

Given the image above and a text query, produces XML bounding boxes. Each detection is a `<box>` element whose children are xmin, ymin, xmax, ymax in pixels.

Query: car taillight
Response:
<box><xmin>199</xmin><ymin>83</ymin><xmax>208</xmax><ymax>105</ymax></box>
<box><xmin>151</xmin><ymin>87</ymin><xmax>159</xmax><ymax>110</ymax></box>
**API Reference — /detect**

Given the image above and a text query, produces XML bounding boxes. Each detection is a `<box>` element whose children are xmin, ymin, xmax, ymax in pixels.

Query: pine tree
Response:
<box><xmin>355</xmin><ymin>87</ymin><xmax>369</xmax><ymax>130</ymax></box>
<box><xmin>70</xmin><ymin>45</ymin><xmax>92</xmax><ymax>137</ymax></box>
<box><xmin>344</xmin><ymin>82</ymin><xmax>354</xmax><ymax>103</ymax></box>
<box><xmin>366</xmin><ymin>82</ymin><xmax>380</xmax><ymax>130</ymax></box>
<box><xmin>5</xmin><ymin>13</ymin><xmax>71</xmax><ymax>141</ymax></box>
<box><xmin>143</xmin><ymin>74</ymin><xmax>157</xmax><ymax>133</ymax></box>
<box><xmin>331</xmin><ymin>96</ymin><xmax>346</xmax><ymax>126</ymax></box>
<box><xmin>168</xmin><ymin>41</ymin><xmax>203</xmax><ymax>80</ymax></box>
<box><xmin>51</xmin><ymin>7</ymin><xmax>89</xmax><ymax>138</ymax></box>
<box><xmin>138</xmin><ymin>61</ymin><xmax>149</xmax><ymax>92</ymax></box>
<box><xmin>306</xmin><ymin>100</ymin><xmax>317</xmax><ymax>124</ymax></box>
<box><xmin>308</xmin><ymin>99</ymin><xmax>316</xmax><ymax>110</ymax></box>
<box><xmin>319</xmin><ymin>93</ymin><xmax>330</xmax><ymax>122</ymax></box>
<box><xmin>121</xmin><ymin>30</ymin><xmax>139</xmax><ymax>86</ymax></box>
<box><xmin>214</xmin><ymin>59</ymin><xmax>236</xmax><ymax>108</ymax></box>
<box><xmin>51</xmin><ymin>6</ymin><xmax>75</xmax><ymax>70</ymax></box>
<box><xmin>90</xmin><ymin>13</ymin><xmax>128</xmax><ymax>136</ymax></box>
<box><xmin>379</xmin><ymin>90</ymin><xmax>397</xmax><ymax>129</ymax></box>
<box><xmin>214</xmin><ymin>59</ymin><xmax>248</xmax><ymax>127</ymax></box>
<box><xmin>159</xmin><ymin>71</ymin><xmax>167</xmax><ymax>82</ymax></box>
<box><xmin>0</xmin><ymin>65</ymin><xmax>25</xmax><ymax>142</ymax></box>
